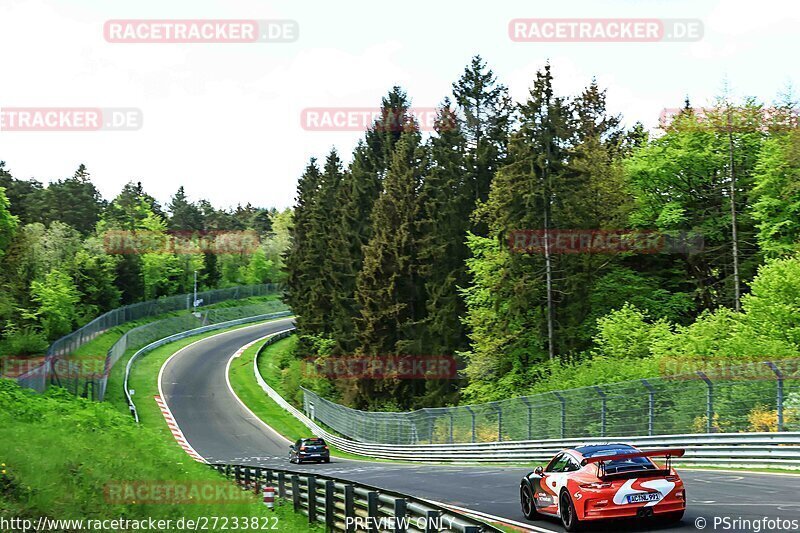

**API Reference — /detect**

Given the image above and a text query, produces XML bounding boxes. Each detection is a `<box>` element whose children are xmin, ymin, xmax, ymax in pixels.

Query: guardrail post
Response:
<box><xmin>765</xmin><ymin>362</ymin><xmax>784</xmax><ymax>431</ymax></box>
<box><xmin>307</xmin><ymin>476</ymin><xmax>318</xmax><ymax>523</ymax></box>
<box><xmin>254</xmin><ymin>468</ymin><xmax>262</xmax><ymax>494</ymax></box>
<box><xmin>266</xmin><ymin>469</ymin><xmax>273</xmax><ymax>485</ymax></box>
<box><xmin>553</xmin><ymin>392</ymin><xmax>566</xmax><ymax>439</ymax></box>
<box><xmin>641</xmin><ymin>379</ymin><xmax>655</xmax><ymax>436</ymax></box>
<box><xmin>291</xmin><ymin>475</ymin><xmax>300</xmax><ymax>511</ymax></box>
<box><xmin>696</xmin><ymin>371</ymin><xmax>714</xmax><ymax>433</ymax></box>
<box><xmin>465</xmin><ymin>406</ymin><xmax>476</xmax><ymax>443</ymax></box>
<box><xmin>424</xmin><ymin>510</ymin><xmax>438</xmax><ymax>533</ymax></box>
<box><xmin>393</xmin><ymin>498</ymin><xmax>407</xmax><ymax>533</ymax></box>
<box><xmin>278</xmin><ymin>472</ymin><xmax>286</xmax><ymax>498</ymax></box>
<box><xmin>324</xmin><ymin>480</ymin><xmax>335</xmax><ymax>531</ymax></box>
<box><xmin>344</xmin><ymin>484</ymin><xmax>355</xmax><ymax>533</ymax></box>
<box><xmin>367</xmin><ymin>492</ymin><xmax>379</xmax><ymax>532</ymax></box>
<box><xmin>594</xmin><ymin>386</ymin><xmax>606</xmax><ymax>438</ymax></box>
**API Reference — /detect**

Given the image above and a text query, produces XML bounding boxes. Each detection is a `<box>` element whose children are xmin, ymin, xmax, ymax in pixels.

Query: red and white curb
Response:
<box><xmin>154</xmin><ymin>394</ymin><xmax>206</xmax><ymax>463</ymax></box>
<box><xmin>232</xmin><ymin>337</ymin><xmax>264</xmax><ymax>359</ymax></box>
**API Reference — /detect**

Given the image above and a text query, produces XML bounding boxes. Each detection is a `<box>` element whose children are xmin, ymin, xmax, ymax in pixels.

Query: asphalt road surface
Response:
<box><xmin>159</xmin><ymin>319</ymin><xmax>800</xmax><ymax>532</ymax></box>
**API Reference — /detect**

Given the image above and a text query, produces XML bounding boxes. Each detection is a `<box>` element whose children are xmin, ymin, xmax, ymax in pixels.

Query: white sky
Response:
<box><xmin>0</xmin><ymin>0</ymin><xmax>797</xmax><ymax>209</ymax></box>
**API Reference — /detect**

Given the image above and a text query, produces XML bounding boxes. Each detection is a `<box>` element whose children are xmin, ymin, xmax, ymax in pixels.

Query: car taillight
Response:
<box><xmin>300</xmin><ymin>446</ymin><xmax>306</xmax><ymax>451</ymax></box>
<box><xmin>675</xmin><ymin>490</ymin><xmax>685</xmax><ymax>500</ymax></box>
<box><xmin>580</xmin><ymin>482</ymin><xmax>612</xmax><ymax>489</ymax></box>
<box><xmin>324</xmin><ymin>446</ymin><xmax>329</xmax><ymax>450</ymax></box>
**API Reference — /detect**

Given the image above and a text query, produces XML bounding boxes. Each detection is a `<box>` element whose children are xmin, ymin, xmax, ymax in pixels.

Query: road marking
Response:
<box><xmin>681</xmin><ymin>467</ymin><xmax>800</xmax><ymax>477</ymax></box>
<box><xmin>424</xmin><ymin>499</ymin><xmax>557</xmax><ymax>532</ymax></box>
<box><xmin>154</xmin><ymin>394</ymin><xmax>206</xmax><ymax>463</ymax></box>
<box><xmin>691</xmin><ymin>502</ymin><xmax>800</xmax><ymax>506</ymax></box>
<box><xmin>156</xmin><ymin>319</ymin><xmax>295</xmax><ymax>463</ymax></box>
<box><xmin>223</xmin><ymin>332</ymin><xmax>294</xmax><ymax>446</ymax></box>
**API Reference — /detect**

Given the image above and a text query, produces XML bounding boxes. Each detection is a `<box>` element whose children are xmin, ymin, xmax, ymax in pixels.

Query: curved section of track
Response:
<box><xmin>160</xmin><ymin>321</ymin><xmax>800</xmax><ymax>532</ymax></box>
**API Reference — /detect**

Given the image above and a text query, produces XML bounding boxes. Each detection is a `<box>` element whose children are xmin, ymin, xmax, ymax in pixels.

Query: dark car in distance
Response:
<box><xmin>289</xmin><ymin>437</ymin><xmax>330</xmax><ymax>464</ymax></box>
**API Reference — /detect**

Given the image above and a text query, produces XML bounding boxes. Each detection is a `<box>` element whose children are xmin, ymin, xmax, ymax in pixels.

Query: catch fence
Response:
<box><xmin>303</xmin><ymin>359</ymin><xmax>800</xmax><ymax>444</ymax></box>
<box><xmin>9</xmin><ymin>284</ymin><xmax>284</xmax><ymax>399</ymax></box>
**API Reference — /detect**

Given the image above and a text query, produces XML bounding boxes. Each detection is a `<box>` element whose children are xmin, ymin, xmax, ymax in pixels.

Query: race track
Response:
<box><xmin>159</xmin><ymin>320</ymin><xmax>800</xmax><ymax>532</ymax></box>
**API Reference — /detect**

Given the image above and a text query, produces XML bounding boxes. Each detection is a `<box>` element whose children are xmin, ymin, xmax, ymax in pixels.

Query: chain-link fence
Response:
<box><xmin>303</xmin><ymin>359</ymin><xmax>800</xmax><ymax>444</ymax></box>
<box><xmin>98</xmin><ymin>299</ymin><xmax>290</xmax><ymax>400</ymax></box>
<box><xmin>11</xmin><ymin>284</ymin><xmax>284</xmax><ymax>396</ymax></box>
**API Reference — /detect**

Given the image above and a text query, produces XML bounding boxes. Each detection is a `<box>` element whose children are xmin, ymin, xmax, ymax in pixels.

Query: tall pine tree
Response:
<box><xmin>355</xmin><ymin>130</ymin><xmax>425</xmax><ymax>408</ymax></box>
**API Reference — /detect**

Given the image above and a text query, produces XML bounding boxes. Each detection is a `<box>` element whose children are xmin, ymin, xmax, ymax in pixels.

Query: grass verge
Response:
<box><xmin>0</xmin><ymin>378</ymin><xmax>320</xmax><ymax>532</ymax></box>
<box><xmin>125</xmin><ymin>320</ymin><xmax>287</xmax><ymax>437</ymax></box>
<box><xmin>231</xmin><ymin>338</ymin><xmax>800</xmax><ymax>473</ymax></box>
<box><xmin>228</xmin><ymin>337</ymin><xmax>403</xmax><ymax>463</ymax></box>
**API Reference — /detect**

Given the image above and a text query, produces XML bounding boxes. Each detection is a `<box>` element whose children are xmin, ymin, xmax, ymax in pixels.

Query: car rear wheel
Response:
<box><xmin>323</xmin><ymin>458</ymin><xmax>330</xmax><ymax>463</ymax></box>
<box><xmin>560</xmin><ymin>491</ymin><xmax>582</xmax><ymax>532</ymax></box>
<box><xmin>520</xmin><ymin>484</ymin><xmax>539</xmax><ymax>520</ymax></box>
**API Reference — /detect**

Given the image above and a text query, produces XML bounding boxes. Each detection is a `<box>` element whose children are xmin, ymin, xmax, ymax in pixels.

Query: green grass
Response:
<box><xmin>232</xmin><ymin>337</ymin><xmax>800</xmax><ymax>473</ymax></box>
<box><xmin>228</xmin><ymin>337</ymin><xmax>405</xmax><ymax>463</ymax></box>
<box><xmin>122</xmin><ymin>320</ymin><xmax>287</xmax><ymax>431</ymax></box>
<box><xmin>0</xmin><ymin>292</ymin><xmax>281</xmax><ymax>403</ymax></box>
<box><xmin>229</xmin><ymin>340</ymin><xmax>310</xmax><ymax>442</ymax></box>
<box><xmin>201</xmin><ymin>294</ymin><xmax>281</xmax><ymax>309</ymax></box>
<box><xmin>91</xmin><ymin>294</ymin><xmax>283</xmax><ymax>415</ymax></box>
<box><xmin>255</xmin><ymin>335</ymin><xmax>298</xmax><ymax>392</ymax></box>
<box><xmin>0</xmin><ymin>379</ymin><xmax>320</xmax><ymax>532</ymax></box>
<box><xmin>675</xmin><ymin>464</ymin><xmax>800</xmax><ymax>475</ymax></box>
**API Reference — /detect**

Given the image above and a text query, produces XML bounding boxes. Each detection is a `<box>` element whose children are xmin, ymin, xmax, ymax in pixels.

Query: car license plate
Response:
<box><xmin>627</xmin><ymin>492</ymin><xmax>661</xmax><ymax>504</ymax></box>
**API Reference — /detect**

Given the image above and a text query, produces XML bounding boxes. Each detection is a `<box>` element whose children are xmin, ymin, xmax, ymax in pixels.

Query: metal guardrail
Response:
<box><xmin>12</xmin><ymin>283</ymin><xmax>282</xmax><ymax>395</ymax></box>
<box><xmin>211</xmin><ymin>463</ymin><xmax>501</xmax><ymax>533</ymax></box>
<box><xmin>125</xmin><ymin>311</ymin><xmax>292</xmax><ymax>422</ymax></box>
<box><xmin>106</xmin><ymin>299</ymin><xmax>289</xmax><ymax>401</ymax></box>
<box><xmin>123</xmin><ymin>323</ymin><xmax>496</xmax><ymax>531</ymax></box>
<box><xmin>253</xmin><ymin>331</ymin><xmax>800</xmax><ymax>468</ymax></box>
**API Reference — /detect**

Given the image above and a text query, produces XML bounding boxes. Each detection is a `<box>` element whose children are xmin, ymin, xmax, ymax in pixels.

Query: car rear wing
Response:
<box><xmin>581</xmin><ymin>448</ymin><xmax>685</xmax><ymax>477</ymax></box>
<box><xmin>580</xmin><ymin>448</ymin><xmax>685</xmax><ymax>466</ymax></box>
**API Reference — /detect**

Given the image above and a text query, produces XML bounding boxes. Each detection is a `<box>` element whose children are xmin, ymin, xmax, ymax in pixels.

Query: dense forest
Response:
<box><xmin>0</xmin><ymin>165</ymin><xmax>289</xmax><ymax>356</ymax></box>
<box><xmin>285</xmin><ymin>56</ymin><xmax>800</xmax><ymax>410</ymax></box>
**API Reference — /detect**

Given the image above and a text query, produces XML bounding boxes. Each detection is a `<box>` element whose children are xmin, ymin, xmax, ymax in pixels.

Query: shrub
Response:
<box><xmin>746</xmin><ymin>404</ymin><xmax>797</xmax><ymax>432</ymax></box>
<box><xmin>1</xmin><ymin>327</ymin><xmax>49</xmax><ymax>356</ymax></box>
